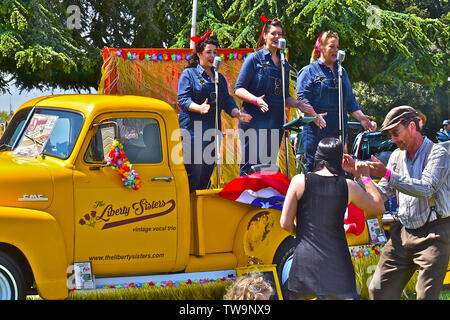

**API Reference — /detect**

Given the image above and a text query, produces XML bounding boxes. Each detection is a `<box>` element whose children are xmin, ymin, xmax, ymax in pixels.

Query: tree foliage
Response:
<box><xmin>0</xmin><ymin>110</ymin><xmax>10</xmax><ymax>123</ymax></box>
<box><xmin>0</xmin><ymin>0</ymin><xmax>448</xmax><ymax>93</ymax></box>
<box><xmin>286</xmin><ymin>0</ymin><xmax>448</xmax><ymax>86</ymax></box>
<box><xmin>352</xmin><ymin>81</ymin><xmax>448</xmax><ymax>137</ymax></box>
<box><xmin>0</xmin><ymin>0</ymin><xmax>101</xmax><ymax>92</ymax></box>
<box><xmin>66</xmin><ymin>0</ymin><xmax>183</xmax><ymax>48</ymax></box>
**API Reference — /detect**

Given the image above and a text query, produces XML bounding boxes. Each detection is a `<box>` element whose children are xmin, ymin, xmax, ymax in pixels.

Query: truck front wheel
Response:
<box><xmin>0</xmin><ymin>252</ymin><xmax>26</xmax><ymax>300</ymax></box>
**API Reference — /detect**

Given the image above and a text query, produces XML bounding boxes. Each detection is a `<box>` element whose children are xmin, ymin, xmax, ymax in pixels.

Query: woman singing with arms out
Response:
<box><xmin>178</xmin><ymin>30</ymin><xmax>252</xmax><ymax>192</ymax></box>
<box><xmin>234</xmin><ymin>17</ymin><xmax>324</xmax><ymax>176</ymax></box>
<box><xmin>280</xmin><ymin>137</ymin><xmax>385</xmax><ymax>300</ymax></box>
<box><xmin>297</xmin><ymin>30</ymin><xmax>376</xmax><ymax>173</ymax></box>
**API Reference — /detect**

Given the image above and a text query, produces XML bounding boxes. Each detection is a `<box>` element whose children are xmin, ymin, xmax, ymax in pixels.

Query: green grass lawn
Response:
<box><xmin>66</xmin><ymin>280</ymin><xmax>233</xmax><ymax>300</ymax></box>
<box><xmin>64</xmin><ymin>285</ymin><xmax>450</xmax><ymax>300</ymax></box>
<box><xmin>26</xmin><ymin>252</ymin><xmax>450</xmax><ymax>300</ymax></box>
<box><xmin>402</xmin><ymin>289</ymin><xmax>449</xmax><ymax>300</ymax></box>
<box><xmin>27</xmin><ymin>285</ymin><xmax>449</xmax><ymax>300</ymax></box>
<box><xmin>440</xmin><ymin>290</ymin><xmax>450</xmax><ymax>300</ymax></box>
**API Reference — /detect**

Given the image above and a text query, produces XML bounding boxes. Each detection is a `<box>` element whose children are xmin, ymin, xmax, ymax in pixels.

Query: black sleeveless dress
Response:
<box><xmin>287</xmin><ymin>173</ymin><xmax>359</xmax><ymax>299</ymax></box>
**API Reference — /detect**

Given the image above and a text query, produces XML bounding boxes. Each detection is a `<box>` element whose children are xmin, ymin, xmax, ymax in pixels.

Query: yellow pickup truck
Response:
<box><xmin>0</xmin><ymin>94</ymin><xmax>373</xmax><ymax>300</ymax></box>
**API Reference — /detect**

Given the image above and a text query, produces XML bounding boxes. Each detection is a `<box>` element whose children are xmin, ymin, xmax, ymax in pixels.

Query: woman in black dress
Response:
<box><xmin>280</xmin><ymin>137</ymin><xmax>385</xmax><ymax>299</ymax></box>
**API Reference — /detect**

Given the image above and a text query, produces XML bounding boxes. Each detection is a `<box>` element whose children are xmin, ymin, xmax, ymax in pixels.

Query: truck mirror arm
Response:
<box><xmin>91</xmin><ymin>120</ymin><xmax>120</xmax><ymax>138</ymax></box>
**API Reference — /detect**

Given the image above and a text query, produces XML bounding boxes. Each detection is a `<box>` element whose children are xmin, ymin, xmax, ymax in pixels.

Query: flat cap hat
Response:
<box><xmin>380</xmin><ymin>105</ymin><xmax>419</xmax><ymax>135</ymax></box>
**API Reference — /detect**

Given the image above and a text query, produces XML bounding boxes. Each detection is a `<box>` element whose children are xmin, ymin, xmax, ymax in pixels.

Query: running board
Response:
<box><xmin>94</xmin><ymin>270</ymin><xmax>237</xmax><ymax>289</ymax></box>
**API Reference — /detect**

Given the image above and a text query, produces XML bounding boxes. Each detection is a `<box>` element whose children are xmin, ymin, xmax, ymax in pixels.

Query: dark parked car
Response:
<box><xmin>347</xmin><ymin>121</ymin><xmax>364</xmax><ymax>152</ymax></box>
<box><xmin>351</xmin><ymin>131</ymin><xmax>396</xmax><ymax>166</ymax></box>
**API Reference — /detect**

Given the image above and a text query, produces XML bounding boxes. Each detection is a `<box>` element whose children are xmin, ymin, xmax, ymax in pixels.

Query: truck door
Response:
<box><xmin>73</xmin><ymin>112</ymin><xmax>178</xmax><ymax>276</ymax></box>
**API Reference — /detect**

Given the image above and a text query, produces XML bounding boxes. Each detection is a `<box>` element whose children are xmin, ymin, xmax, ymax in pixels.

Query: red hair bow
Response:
<box><xmin>190</xmin><ymin>30</ymin><xmax>213</xmax><ymax>43</ymax></box>
<box><xmin>260</xmin><ymin>16</ymin><xmax>269</xmax><ymax>39</ymax></box>
<box><xmin>314</xmin><ymin>33</ymin><xmax>323</xmax><ymax>54</ymax></box>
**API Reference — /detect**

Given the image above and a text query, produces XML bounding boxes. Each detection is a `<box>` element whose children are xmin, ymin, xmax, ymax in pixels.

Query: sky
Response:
<box><xmin>0</xmin><ymin>85</ymin><xmax>95</xmax><ymax>116</ymax></box>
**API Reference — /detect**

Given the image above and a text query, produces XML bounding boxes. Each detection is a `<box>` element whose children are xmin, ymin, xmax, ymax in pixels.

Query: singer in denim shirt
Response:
<box><xmin>297</xmin><ymin>30</ymin><xmax>376</xmax><ymax>173</ymax></box>
<box><xmin>235</xmin><ymin>48</ymin><xmax>291</xmax><ymax>130</ymax></box>
<box><xmin>235</xmin><ymin>18</ymin><xmax>317</xmax><ymax>176</ymax></box>
<box><xmin>178</xmin><ymin>64</ymin><xmax>237</xmax><ymax>133</ymax></box>
<box><xmin>178</xmin><ymin>32</ymin><xmax>252</xmax><ymax>191</ymax></box>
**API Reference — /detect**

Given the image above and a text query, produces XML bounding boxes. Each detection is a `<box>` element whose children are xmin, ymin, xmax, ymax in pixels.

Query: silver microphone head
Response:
<box><xmin>337</xmin><ymin>50</ymin><xmax>345</xmax><ymax>62</ymax></box>
<box><xmin>213</xmin><ymin>56</ymin><xmax>222</xmax><ymax>69</ymax></box>
<box><xmin>277</xmin><ymin>38</ymin><xmax>287</xmax><ymax>50</ymax></box>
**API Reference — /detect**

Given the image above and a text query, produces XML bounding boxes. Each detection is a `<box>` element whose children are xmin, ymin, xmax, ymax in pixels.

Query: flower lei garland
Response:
<box><xmin>95</xmin><ymin>276</ymin><xmax>234</xmax><ymax>291</ymax></box>
<box><xmin>349</xmin><ymin>245</ymin><xmax>384</xmax><ymax>259</ymax></box>
<box><xmin>106</xmin><ymin>140</ymin><xmax>142</xmax><ymax>190</ymax></box>
<box><xmin>112</xmin><ymin>49</ymin><xmax>248</xmax><ymax>62</ymax></box>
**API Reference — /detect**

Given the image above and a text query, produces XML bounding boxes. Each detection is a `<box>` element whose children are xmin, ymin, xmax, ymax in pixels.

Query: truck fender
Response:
<box><xmin>0</xmin><ymin>207</ymin><xmax>68</xmax><ymax>299</ymax></box>
<box><xmin>232</xmin><ymin>208</ymin><xmax>292</xmax><ymax>268</ymax></box>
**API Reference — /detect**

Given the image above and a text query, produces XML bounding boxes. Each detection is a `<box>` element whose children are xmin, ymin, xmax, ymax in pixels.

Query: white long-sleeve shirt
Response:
<box><xmin>371</xmin><ymin>137</ymin><xmax>449</xmax><ymax>229</ymax></box>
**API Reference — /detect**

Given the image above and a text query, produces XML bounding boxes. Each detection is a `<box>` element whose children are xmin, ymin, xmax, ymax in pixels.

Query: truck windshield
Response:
<box><xmin>0</xmin><ymin>108</ymin><xmax>84</xmax><ymax>159</ymax></box>
<box><xmin>0</xmin><ymin>108</ymin><xmax>31</xmax><ymax>151</ymax></box>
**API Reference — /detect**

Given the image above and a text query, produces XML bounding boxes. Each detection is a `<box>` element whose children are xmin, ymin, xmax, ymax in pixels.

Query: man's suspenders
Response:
<box><xmin>394</xmin><ymin>142</ymin><xmax>437</xmax><ymax>224</ymax></box>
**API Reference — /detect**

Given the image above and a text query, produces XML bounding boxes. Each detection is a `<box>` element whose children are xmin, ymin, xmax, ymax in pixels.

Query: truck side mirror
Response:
<box><xmin>100</xmin><ymin>126</ymin><xmax>116</xmax><ymax>160</ymax></box>
<box><xmin>92</xmin><ymin>121</ymin><xmax>119</xmax><ymax>161</ymax></box>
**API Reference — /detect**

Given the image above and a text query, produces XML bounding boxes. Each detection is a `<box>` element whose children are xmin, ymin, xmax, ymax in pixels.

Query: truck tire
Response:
<box><xmin>272</xmin><ymin>236</ymin><xmax>299</xmax><ymax>298</ymax></box>
<box><xmin>0</xmin><ymin>252</ymin><xmax>26</xmax><ymax>300</ymax></box>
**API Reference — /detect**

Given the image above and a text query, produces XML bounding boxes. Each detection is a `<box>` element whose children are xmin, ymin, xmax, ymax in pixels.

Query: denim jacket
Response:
<box><xmin>234</xmin><ymin>48</ymin><xmax>291</xmax><ymax>129</ymax></box>
<box><xmin>297</xmin><ymin>59</ymin><xmax>360</xmax><ymax>138</ymax></box>
<box><xmin>178</xmin><ymin>64</ymin><xmax>237</xmax><ymax>133</ymax></box>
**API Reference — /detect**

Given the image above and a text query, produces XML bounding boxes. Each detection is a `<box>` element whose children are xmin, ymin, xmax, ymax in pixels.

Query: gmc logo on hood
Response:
<box><xmin>18</xmin><ymin>194</ymin><xmax>49</xmax><ymax>201</ymax></box>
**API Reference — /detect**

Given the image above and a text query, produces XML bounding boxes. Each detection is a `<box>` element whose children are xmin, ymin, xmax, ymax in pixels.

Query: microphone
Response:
<box><xmin>278</xmin><ymin>38</ymin><xmax>287</xmax><ymax>64</ymax></box>
<box><xmin>283</xmin><ymin>116</ymin><xmax>317</xmax><ymax>131</ymax></box>
<box><xmin>337</xmin><ymin>50</ymin><xmax>345</xmax><ymax>63</ymax></box>
<box><xmin>213</xmin><ymin>56</ymin><xmax>222</xmax><ymax>70</ymax></box>
<box><xmin>277</xmin><ymin>38</ymin><xmax>287</xmax><ymax>50</ymax></box>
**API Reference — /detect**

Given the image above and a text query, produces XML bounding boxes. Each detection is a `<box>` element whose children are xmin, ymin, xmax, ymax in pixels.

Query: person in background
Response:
<box><xmin>343</xmin><ymin>106</ymin><xmax>449</xmax><ymax>300</ymax></box>
<box><xmin>416</xmin><ymin>110</ymin><xmax>433</xmax><ymax>140</ymax></box>
<box><xmin>417</xmin><ymin>110</ymin><xmax>427</xmax><ymax>130</ymax></box>
<box><xmin>234</xmin><ymin>17</ymin><xmax>322</xmax><ymax>176</ymax></box>
<box><xmin>444</xmin><ymin>119</ymin><xmax>450</xmax><ymax>133</ymax></box>
<box><xmin>178</xmin><ymin>31</ymin><xmax>252</xmax><ymax>192</ymax></box>
<box><xmin>223</xmin><ymin>273</ymin><xmax>273</xmax><ymax>300</ymax></box>
<box><xmin>281</xmin><ymin>137</ymin><xmax>385</xmax><ymax>300</ymax></box>
<box><xmin>297</xmin><ymin>30</ymin><xmax>376</xmax><ymax>173</ymax></box>
<box><xmin>437</xmin><ymin>119</ymin><xmax>450</xmax><ymax>142</ymax></box>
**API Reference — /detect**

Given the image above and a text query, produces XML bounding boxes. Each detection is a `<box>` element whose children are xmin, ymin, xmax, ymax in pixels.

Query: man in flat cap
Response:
<box><xmin>343</xmin><ymin>105</ymin><xmax>449</xmax><ymax>300</ymax></box>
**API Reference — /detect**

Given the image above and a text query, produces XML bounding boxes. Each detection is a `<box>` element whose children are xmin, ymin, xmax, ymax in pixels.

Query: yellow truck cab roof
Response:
<box><xmin>17</xmin><ymin>94</ymin><xmax>175</xmax><ymax>117</ymax></box>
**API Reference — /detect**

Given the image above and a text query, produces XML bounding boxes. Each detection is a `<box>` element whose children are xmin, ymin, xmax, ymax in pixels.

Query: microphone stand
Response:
<box><xmin>279</xmin><ymin>46</ymin><xmax>290</xmax><ymax>179</ymax></box>
<box><xmin>214</xmin><ymin>66</ymin><xmax>220</xmax><ymax>188</ymax></box>
<box><xmin>337</xmin><ymin>58</ymin><xmax>344</xmax><ymax>144</ymax></box>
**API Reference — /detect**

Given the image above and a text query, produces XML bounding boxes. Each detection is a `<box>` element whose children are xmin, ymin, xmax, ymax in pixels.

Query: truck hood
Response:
<box><xmin>0</xmin><ymin>152</ymin><xmax>53</xmax><ymax>210</ymax></box>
